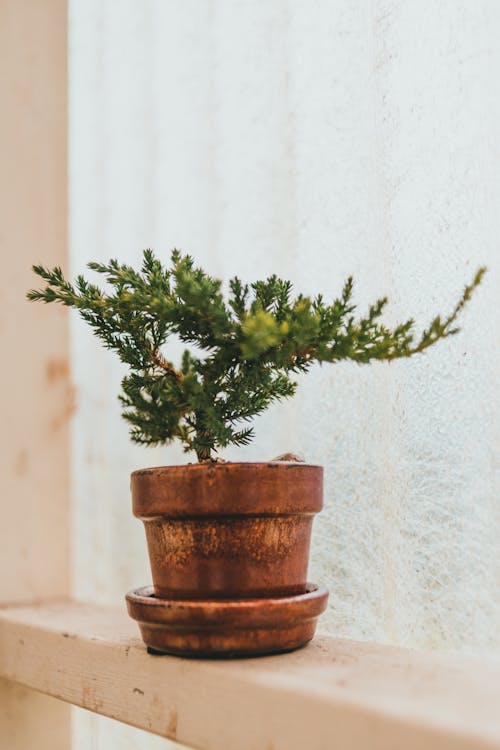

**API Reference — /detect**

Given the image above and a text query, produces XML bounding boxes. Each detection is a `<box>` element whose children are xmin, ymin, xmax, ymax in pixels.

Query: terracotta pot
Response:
<box><xmin>131</xmin><ymin>462</ymin><xmax>323</xmax><ymax>600</ymax></box>
<box><xmin>129</xmin><ymin>461</ymin><xmax>327</xmax><ymax>656</ymax></box>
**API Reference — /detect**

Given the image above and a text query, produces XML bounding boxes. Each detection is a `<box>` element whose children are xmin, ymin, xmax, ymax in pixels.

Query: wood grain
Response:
<box><xmin>1</xmin><ymin>599</ymin><xmax>499</xmax><ymax>750</ymax></box>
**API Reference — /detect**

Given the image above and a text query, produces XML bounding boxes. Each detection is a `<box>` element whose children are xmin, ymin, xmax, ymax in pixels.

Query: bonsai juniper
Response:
<box><xmin>28</xmin><ymin>251</ymin><xmax>485</xmax><ymax>462</ymax></box>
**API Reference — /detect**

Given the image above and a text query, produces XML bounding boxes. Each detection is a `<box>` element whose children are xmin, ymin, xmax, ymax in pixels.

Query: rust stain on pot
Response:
<box><xmin>144</xmin><ymin>514</ymin><xmax>314</xmax><ymax>599</ymax></box>
<box><xmin>147</xmin><ymin>516</ymin><xmax>306</xmax><ymax>563</ymax></box>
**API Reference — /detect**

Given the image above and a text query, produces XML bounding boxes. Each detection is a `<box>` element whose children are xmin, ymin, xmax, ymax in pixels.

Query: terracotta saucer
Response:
<box><xmin>126</xmin><ymin>583</ymin><xmax>329</xmax><ymax>658</ymax></box>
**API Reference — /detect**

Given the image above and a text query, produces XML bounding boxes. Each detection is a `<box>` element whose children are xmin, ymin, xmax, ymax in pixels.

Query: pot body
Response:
<box><xmin>132</xmin><ymin>462</ymin><xmax>323</xmax><ymax>600</ymax></box>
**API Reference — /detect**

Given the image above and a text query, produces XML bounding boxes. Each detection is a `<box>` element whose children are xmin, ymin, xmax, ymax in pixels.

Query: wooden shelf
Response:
<box><xmin>0</xmin><ymin>599</ymin><xmax>499</xmax><ymax>750</ymax></box>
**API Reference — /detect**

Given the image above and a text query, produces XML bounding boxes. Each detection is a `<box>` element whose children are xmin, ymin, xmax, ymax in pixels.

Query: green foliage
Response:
<box><xmin>28</xmin><ymin>251</ymin><xmax>485</xmax><ymax>461</ymax></box>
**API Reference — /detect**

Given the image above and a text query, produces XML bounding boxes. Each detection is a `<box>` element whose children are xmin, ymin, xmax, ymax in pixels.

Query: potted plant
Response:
<box><xmin>28</xmin><ymin>251</ymin><xmax>484</xmax><ymax>657</ymax></box>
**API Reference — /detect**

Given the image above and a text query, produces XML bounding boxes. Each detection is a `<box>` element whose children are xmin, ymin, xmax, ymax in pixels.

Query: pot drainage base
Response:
<box><xmin>126</xmin><ymin>583</ymin><xmax>328</xmax><ymax>658</ymax></box>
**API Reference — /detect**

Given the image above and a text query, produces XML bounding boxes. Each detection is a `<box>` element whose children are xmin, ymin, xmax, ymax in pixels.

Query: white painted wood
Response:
<box><xmin>1</xmin><ymin>600</ymin><xmax>500</xmax><ymax>750</ymax></box>
<box><xmin>0</xmin><ymin>0</ymin><xmax>71</xmax><ymax>747</ymax></box>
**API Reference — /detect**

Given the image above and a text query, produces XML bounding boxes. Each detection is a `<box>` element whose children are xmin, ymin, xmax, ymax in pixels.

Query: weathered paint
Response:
<box><xmin>1</xmin><ymin>599</ymin><xmax>500</xmax><ymax>749</ymax></box>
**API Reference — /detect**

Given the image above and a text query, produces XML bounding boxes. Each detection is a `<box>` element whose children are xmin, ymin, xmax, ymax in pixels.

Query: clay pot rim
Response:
<box><xmin>132</xmin><ymin>460</ymin><xmax>322</xmax><ymax>477</ymax></box>
<box><xmin>132</xmin><ymin>461</ymin><xmax>323</xmax><ymax>517</ymax></box>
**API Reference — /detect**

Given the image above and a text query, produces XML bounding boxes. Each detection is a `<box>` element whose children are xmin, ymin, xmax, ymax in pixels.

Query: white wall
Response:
<box><xmin>69</xmin><ymin>0</ymin><xmax>500</xmax><ymax>745</ymax></box>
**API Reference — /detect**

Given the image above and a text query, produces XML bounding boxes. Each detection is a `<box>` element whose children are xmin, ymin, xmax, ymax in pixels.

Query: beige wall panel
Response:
<box><xmin>0</xmin><ymin>0</ymin><xmax>70</xmax><ymax>603</ymax></box>
<box><xmin>0</xmin><ymin>0</ymin><xmax>71</xmax><ymax>748</ymax></box>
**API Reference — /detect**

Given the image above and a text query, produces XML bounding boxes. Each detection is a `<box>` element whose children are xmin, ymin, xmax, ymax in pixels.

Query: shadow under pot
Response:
<box><xmin>127</xmin><ymin>461</ymin><xmax>328</xmax><ymax>657</ymax></box>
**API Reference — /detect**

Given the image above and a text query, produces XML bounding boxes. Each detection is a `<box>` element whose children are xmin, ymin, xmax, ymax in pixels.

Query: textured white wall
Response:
<box><xmin>69</xmin><ymin>0</ymin><xmax>500</xmax><ymax>746</ymax></box>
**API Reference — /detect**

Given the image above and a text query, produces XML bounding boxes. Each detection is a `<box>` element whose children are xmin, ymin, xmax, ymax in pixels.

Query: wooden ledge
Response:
<box><xmin>0</xmin><ymin>599</ymin><xmax>499</xmax><ymax>750</ymax></box>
